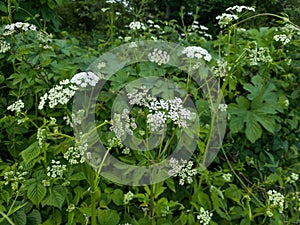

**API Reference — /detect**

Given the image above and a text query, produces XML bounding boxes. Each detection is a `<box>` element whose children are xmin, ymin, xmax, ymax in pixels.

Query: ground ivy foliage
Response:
<box><xmin>0</xmin><ymin>2</ymin><xmax>299</xmax><ymax>225</ymax></box>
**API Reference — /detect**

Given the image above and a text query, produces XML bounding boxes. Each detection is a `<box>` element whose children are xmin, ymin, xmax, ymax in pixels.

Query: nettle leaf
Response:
<box><xmin>42</xmin><ymin>185</ymin><xmax>65</xmax><ymax>209</ymax></box>
<box><xmin>228</xmin><ymin>76</ymin><xmax>280</xmax><ymax>143</ymax></box>
<box><xmin>27</xmin><ymin>178</ymin><xmax>47</xmax><ymax>206</ymax></box>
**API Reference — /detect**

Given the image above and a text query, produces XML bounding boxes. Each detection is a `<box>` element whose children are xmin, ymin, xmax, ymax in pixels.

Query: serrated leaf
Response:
<box><xmin>27</xmin><ymin>179</ymin><xmax>47</xmax><ymax>206</ymax></box>
<box><xmin>245</xmin><ymin>118</ymin><xmax>262</xmax><ymax>143</ymax></box>
<box><xmin>97</xmin><ymin>209</ymin><xmax>120</xmax><ymax>225</ymax></box>
<box><xmin>15</xmin><ymin>209</ymin><xmax>27</xmax><ymax>225</ymax></box>
<box><xmin>21</xmin><ymin>142</ymin><xmax>40</xmax><ymax>164</ymax></box>
<box><xmin>42</xmin><ymin>185</ymin><xmax>65</xmax><ymax>209</ymax></box>
<box><xmin>27</xmin><ymin>209</ymin><xmax>42</xmax><ymax>225</ymax></box>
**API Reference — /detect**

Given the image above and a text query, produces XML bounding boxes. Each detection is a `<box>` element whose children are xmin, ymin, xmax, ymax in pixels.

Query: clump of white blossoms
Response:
<box><xmin>216</xmin><ymin>13</ymin><xmax>238</xmax><ymax>28</ymax></box>
<box><xmin>123</xmin><ymin>191</ymin><xmax>134</xmax><ymax>204</ymax></box>
<box><xmin>212</xmin><ymin>59</ymin><xmax>231</xmax><ymax>79</ymax></box>
<box><xmin>247</xmin><ymin>43</ymin><xmax>273</xmax><ymax>66</ymax></box>
<box><xmin>110</xmin><ymin>108</ymin><xmax>137</xmax><ymax>139</ymax></box>
<box><xmin>127</xmin><ymin>87</ymin><xmax>195</xmax><ymax>132</ymax></box>
<box><xmin>3</xmin><ymin>22</ymin><xmax>37</xmax><ymax>36</ymax></box>
<box><xmin>4</xmin><ymin>168</ymin><xmax>28</xmax><ymax>190</ymax></box>
<box><xmin>148</xmin><ymin>48</ymin><xmax>170</xmax><ymax>65</ymax></box>
<box><xmin>38</xmin><ymin>79</ymin><xmax>78</xmax><ymax>110</ymax></box>
<box><xmin>7</xmin><ymin>99</ymin><xmax>24</xmax><ymax>113</ymax></box>
<box><xmin>290</xmin><ymin>173</ymin><xmax>299</xmax><ymax>181</ymax></box>
<box><xmin>70</xmin><ymin>71</ymin><xmax>100</xmax><ymax>88</ymax></box>
<box><xmin>218</xmin><ymin>103</ymin><xmax>228</xmax><ymax>112</ymax></box>
<box><xmin>225</xmin><ymin>5</ymin><xmax>255</xmax><ymax>13</ymax></box>
<box><xmin>222</xmin><ymin>173</ymin><xmax>232</xmax><ymax>182</ymax></box>
<box><xmin>182</xmin><ymin>46</ymin><xmax>212</xmax><ymax>62</ymax></box>
<box><xmin>197</xmin><ymin>207</ymin><xmax>213</xmax><ymax>225</ymax></box>
<box><xmin>64</xmin><ymin>109</ymin><xmax>85</xmax><ymax>128</ymax></box>
<box><xmin>0</xmin><ymin>40</ymin><xmax>11</xmax><ymax>53</ymax></box>
<box><xmin>274</xmin><ymin>24</ymin><xmax>299</xmax><ymax>45</ymax></box>
<box><xmin>37</xmin><ymin>128</ymin><xmax>47</xmax><ymax>148</ymax></box>
<box><xmin>64</xmin><ymin>140</ymin><xmax>87</xmax><ymax>165</ymax></box>
<box><xmin>47</xmin><ymin>160</ymin><xmax>67</xmax><ymax>178</ymax></box>
<box><xmin>168</xmin><ymin>158</ymin><xmax>197</xmax><ymax>185</ymax></box>
<box><xmin>267</xmin><ymin>190</ymin><xmax>285</xmax><ymax>213</ymax></box>
<box><xmin>274</xmin><ymin>34</ymin><xmax>291</xmax><ymax>45</ymax></box>
<box><xmin>129</xmin><ymin>21</ymin><xmax>145</xmax><ymax>30</ymax></box>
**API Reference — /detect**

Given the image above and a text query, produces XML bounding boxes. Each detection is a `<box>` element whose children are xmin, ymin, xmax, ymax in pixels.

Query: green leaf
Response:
<box><xmin>111</xmin><ymin>189</ymin><xmax>123</xmax><ymax>206</ymax></box>
<box><xmin>224</xmin><ymin>184</ymin><xmax>242</xmax><ymax>204</ymax></box>
<box><xmin>97</xmin><ymin>209</ymin><xmax>120</xmax><ymax>225</ymax></box>
<box><xmin>0</xmin><ymin>1</ymin><xmax>7</xmax><ymax>13</ymax></box>
<box><xmin>27</xmin><ymin>179</ymin><xmax>47</xmax><ymax>206</ymax></box>
<box><xmin>42</xmin><ymin>185</ymin><xmax>65</xmax><ymax>209</ymax></box>
<box><xmin>245</xmin><ymin>118</ymin><xmax>262</xmax><ymax>143</ymax></box>
<box><xmin>15</xmin><ymin>209</ymin><xmax>27</xmax><ymax>225</ymax></box>
<box><xmin>20</xmin><ymin>142</ymin><xmax>40</xmax><ymax>165</ymax></box>
<box><xmin>27</xmin><ymin>209</ymin><xmax>42</xmax><ymax>225</ymax></box>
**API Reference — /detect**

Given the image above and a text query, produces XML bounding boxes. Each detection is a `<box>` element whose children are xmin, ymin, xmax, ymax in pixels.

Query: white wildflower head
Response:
<box><xmin>129</xmin><ymin>21</ymin><xmax>145</xmax><ymax>30</ymax></box>
<box><xmin>225</xmin><ymin>5</ymin><xmax>255</xmax><ymax>13</ymax></box>
<box><xmin>4</xmin><ymin>169</ymin><xmax>28</xmax><ymax>190</ymax></box>
<box><xmin>212</xmin><ymin>59</ymin><xmax>231</xmax><ymax>79</ymax></box>
<box><xmin>222</xmin><ymin>173</ymin><xmax>232</xmax><ymax>182</ymax></box>
<box><xmin>290</xmin><ymin>173</ymin><xmax>299</xmax><ymax>181</ymax></box>
<box><xmin>274</xmin><ymin>34</ymin><xmax>291</xmax><ymax>45</ymax></box>
<box><xmin>247</xmin><ymin>43</ymin><xmax>273</xmax><ymax>66</ymax></box>
<box><xmin>267</xmin><ymin>190</ymin><xmax>285</xmax><ymax>213</ymax></box>
<box><xmin>38</xmin><ymin>79</ymin><xmax>78</xmax><ymax>110</ymax></box>
<box><xmin>37</xmin><ymin>128</ymin><xmax>47</xmax><ymax>148</ymax></box>
<box><xmin>64</xmin><ymin>139</ymin><xmax>87</xmax><ymax>165</ymax></box>
<box><xmin>7</xmin><ymin>99</ymin><xmax>24</xmax><ymax>113</ymax></box>
<box><xmin>3</xmin><ymin>22</ymin><xmax>37</xmax><ymax>36</ymax></box>
<box><xmin>182</xmin><ymin>46</ymin><xmax>212</xmax><ymax>62</ymax></box>
<box><xmin>123</xmin><ymin>191</ymin><xmax>134</xmax><ymax>204</ymax></box>
<box><xmin>71</xmin><ymin>71</ymin><xmax>100</xmax><ymax>88</ymax></box>
<box><xmin>197</xmin><ymin>207</ymin><xmax>213</xmax><ymax>225</ymax></box>
<box><xmin>0</xmin><ymin>40</ymin><xmax>11</xmax><ymax>53</ymax></box>
<box><xmin>216</xmin><ymin>13</ymin><xmax>238</xmax><ymax>28</ymax></box>
<box><xmin>47</xmin><ymin>160</ymin><xmax>67</xmax><ymax>178</ymax></box>
<box><xmin>168</xmin><ymin>158</ymin><xmax>197</xmax><ymax>185</ymax></box>
<box><xmin>148</xmin><ymin>48</ymin><xmax>170</xmax><ymax>65</ymax></box>
<box><xmin>218</xmin><ymin>104</ymin><xmax>228</xmax><ymax>112</ymax></box>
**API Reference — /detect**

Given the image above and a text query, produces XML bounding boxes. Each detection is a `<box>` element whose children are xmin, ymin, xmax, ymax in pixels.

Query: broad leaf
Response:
<box><xmin>42</xmin><ymin>185</ymin><xmax>65</xmax><ymax>209</ymax></box>
<box><xmin>21</xmin><ymin>142</ymin><xmax>40</xmax><ymax>165</ymax></box>
<box><xmin>27</xmin><ymin>179</ymin><xmax>47</xmax><ymax>206</ymax></box>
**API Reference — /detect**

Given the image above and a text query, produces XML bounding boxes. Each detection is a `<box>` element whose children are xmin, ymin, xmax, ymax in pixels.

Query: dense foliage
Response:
<box><xmin>0</xmin><ymin>1</ymin><xmax>299</xmax><ymax>225</ymax></box>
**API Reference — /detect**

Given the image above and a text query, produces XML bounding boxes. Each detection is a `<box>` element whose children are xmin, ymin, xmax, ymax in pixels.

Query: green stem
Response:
<box><xmin>0</xmin><ymin>211</ymin><xmax>15</xmax><ymax>225</ymax></box>
<box><xmin>7</xmin><ymin>0</ymin><xmax>12</xmax><ymax>23</ymax></box>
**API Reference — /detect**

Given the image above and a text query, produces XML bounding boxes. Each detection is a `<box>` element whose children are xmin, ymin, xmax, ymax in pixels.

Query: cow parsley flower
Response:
<box><xmin>216</xmin><ymin>13</ymin><xmax>238</xmax><ymax>28</ymax></box>
<box><xmin>0</xmin><ymin>40</ymin><xmax>11</xmax><ymax>53</ymax></box>
<box><xmin>37</xmin><ymin>128</ymin><xmax>47</xmax><ymax>148</ymax></box>
<box><xmin>218</xmin><ymin>104</ymin><xmax>228</xmax><ymax>112</ymax></box>
<box><xmin>110</xmin><ymin>108</ymin><xmax>137</xmax><ymax>139</ymax></box>
<box><xmin>197</xmin><ymin>207</ymin><xmax>213</xmax><ymax>225</ymax></box>
<box><xmin>64</xmin><ymin>140</ymin><xmax>87</xmax><ymax>165</ymax></box>
<box><xmin>212</xmin><ymin>59</ymin><xmax>231</xmax><ymax>79</ymax></box>
<box><xmin>267</xmin><ymin>190</ymin><xmax>285</xmax><ymax>213</ymax></box>
<box><xmin>148</xmin><ymin>48</ymin><xmax>170</xmax><ymax>65</ymax></box>
<box><xmin>38</xmin><ymin>79</ymin><xmax>78</xmax><ymax>110</ymax></box>
<box><xmin>4</xmin><ymin>169</ymin><xmax>28</xmax><ymax>190</ymax></box>
<box><xmin>71</xmin><ymin>71</ymin><xmax>100</xmax><ymax>88</ymax></box>
<box><xmin>274</xmin><ymin>34</ymin><xmax>291</xmax><ymax>45</ymax></box>
<box><xmin>182</xmin><ymin>46</ymin><xmax>212</xmax><ymax>62</ymax></box>
<box><xmin>222</xmin><ymin>173</ymin><xmax>232</xmax><ymax>182</ymax></box>
<box><xmin>168</xmin><ymin>158</ymin><xmax>197</xmax><ymax>185</ymax></box>
<box><xmin>129</xmin><ymin>21</ymin><xmax>145</xmax><ymax>30</ymax></box>
<box><xmin>7</xmin><ymin>99</ymin><xmax>24</xmax><ymax>113</ymax></box>
<box><xmin>124</xmin><ymin>191</ymin><xmax>134</xmax><ymax>204</ymax></box>
<box><xmin>226</xmin><ymin>5</ymin><xmax>255</xmax><ymax>13</ymax></box>
<box><xmin>3</xmin><ymin>22</ymin><xmax>37</xmax><ymax>36</ymax></box>
<box><xmin>291</xmin><ymin>173</ymin><xmax>299</xmax><ymax>181</ymax></box>
<box><xmin>247</xmin><ymin>44</ymin><xmax>273</xmax><ymax>66</ymax></box>
<box><xmin>47</xmin><ymin>160</ymin><xmax>67</xmax><ymax>178</ymax></box>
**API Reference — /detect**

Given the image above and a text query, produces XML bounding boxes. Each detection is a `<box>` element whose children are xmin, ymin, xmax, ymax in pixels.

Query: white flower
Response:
<box><xmin>182</xmin><ymin>46</ymin><xmax>212</xmax><ymax>62</ymax></box>
<box><xmin>124</xmin><ymin>191</ymin><xmax>134</xmax><ymax>204</ymax></box>
<box><xmin>64</xmin><ymin>140</ymin><xmax>87</xmax><ymax>165</ymax></box>
<box><xmin>7</xmin><ymin>99</ymin><xmax>24</xmax><ymax>113</ymax></box>
<box><xmin>71</xmin><ymin>71</ymin><xmax>100</xmax><ymax>87</ymax></box>
<box><xmin>129</xmin><ymin>21</ymin><xmax>145</xmax><ymax>30</ymax></box>
<box><xmin>212</xmin><ymin>59</ymin><xmax>230</xmax><ymax>79</ymax></box>
<box><xmin>218</xmin><ymin>104</ymin><xmax>228</xmax><ymax>112</ymax></box>
<box><xmin>247</xmin><ymin>43</ymin><xmax>273</xmax><ymax>66</ymax></box>
<box><xmin>267</xmin><ymin>190</ymin><xmax>285</xmax><ymax>213</ymax></box>
<box><xmin>38</xmin><ymin>79</ymin><xmax>78</xmax><ymax>110</ymax></box>
<box><xmin>274</xmin><ymin>34</ymin><xmax>291</xmax><ymax>45</ymax></box>
<box><xmin>3</xmin><ymin>169</ymin><xmax>28</xmax><ymax>190</ymax></box>
<box><xmin>3</xmin><ymin>22</ymin><xmax>37</xmax><ymax>36</ymax></box>
<box><xmin>226</xmin><ymin>5</ymin><xmax>255</xmax><ymax>13</ymax></box>
<box><xmin>148</xmin><ymin>48</ymin><xmax>170</xmax><ymax>65</ymax></box>
<box><xmin>222</xmin><ymin>173</ymin><xmax>232</xmax><ymax>182</ymax></box>
<box><xmin>291</xmin><ymin>173</ymin><xmax>299</xmax><ymax>181</ymax></box>
<box><xmin>47</xmin><ymin>160</ymin><xmax>67</xmax><ymax>178</ymax></box>
<box><xmin>0</xmin><ymin>40</ymin><xmax>11</xmax><ymax>53</ymax></box>
<box><xmin>197</xmin><ymin>207</ymin><xmax>213</xmax><ymax>225</ymax></box>
<box><xmin>168</xmin><ymin>158</ymin><xmax>197</xmax><ymax>185</ymax></box>
<box><xmin>216</xmin><ymin>13</ymin><xmax>238</xmax><ymax>28</ymax></box>
<box><xmin>37</xmin><ymin>128</ymin><xmax>47</xmax><ymax>148</ymax></box>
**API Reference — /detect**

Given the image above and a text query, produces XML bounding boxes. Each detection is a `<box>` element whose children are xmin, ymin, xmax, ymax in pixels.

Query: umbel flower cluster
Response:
<box><xmin>3</xmin><ymin>22</ymin><xmax>37</xmax><ymax>36</ymax></box>
<box><xmin>197</xmin><ymin>207</ymin><xmax>213</xmax><ymax>225</ymax></box>
<box><xmin>4</xmin><ymin>168</ymin><xmax>28</xmax><ymax>190</ymax></box>
<box><xmin>168</xmin><ymin>157</ymin><xmax>197</xmax><ymax>185</ymax></box>
<box><xmin>124</xmin><ymin>86</ymin><xmax>196</xmax><ymax>133</ymax></box>
<box><xmin>182</xmin><ymin>46</ymin><xmax>212</xmax><ymax>62</ymax></box>
<box><xmin>7</xmin><ymin>99</ymin><xmax>24</xmax><ymax>113</ymax></box>
<box><xmin>267</xmin><ymin>190</ymin><xmax>285</xmax><ymax>213</ymax></box>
